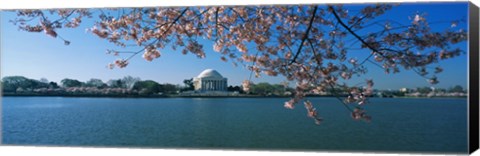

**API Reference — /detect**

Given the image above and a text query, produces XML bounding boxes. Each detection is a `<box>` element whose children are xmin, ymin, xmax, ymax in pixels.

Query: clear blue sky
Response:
<box><xmin>0</xmin><ymin>2</ymin><xmax>468</xmax><ymax>90</ymax></box>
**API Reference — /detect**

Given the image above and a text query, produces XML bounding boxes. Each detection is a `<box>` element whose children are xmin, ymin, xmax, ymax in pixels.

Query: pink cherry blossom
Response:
<box><xmin>284</xmin><ymin>100</ymin><xmax>295</xmax><ymax>109</ymax></box>
<box><xmin>142</xmin><ymin>46</ymin><xmax>161</xmax><ymax>62</ymax></box>
<box><xmin>114</xmin><ymin>59</ymin><xmax>128</xmax><ymax>68</ymax></box>
<box><xmin>242</xmin><ymin>80</ymin><xmax>251</xmax><ymax>92</ymax></box>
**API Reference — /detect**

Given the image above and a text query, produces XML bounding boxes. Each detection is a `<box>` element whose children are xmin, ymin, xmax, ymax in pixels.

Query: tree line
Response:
<box><xmin>1</xmin><ymin>75</ymin><xmax>466</xmax><ymax>98</ymax></box>
<box><xmin>1</xmin><ymin>75</ymin><xmax>297</xmax><ymax>96</ymax></box>
<box><xmin>1</xmin><ymin>76</ymin><xmax>180</xmax><ymax>96</ymax></box>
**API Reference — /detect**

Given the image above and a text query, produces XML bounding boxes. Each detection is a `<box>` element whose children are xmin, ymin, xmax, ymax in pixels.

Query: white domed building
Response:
<box><xmin>193</xmin><ymin>69</ymin><xmax>228</xmax><ymax>92</ymax></box>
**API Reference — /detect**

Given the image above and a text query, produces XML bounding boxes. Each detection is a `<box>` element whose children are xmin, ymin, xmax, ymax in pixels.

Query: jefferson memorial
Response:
<box><xmin>193</xmin><ymin>69</ymin><xmax>228</xmax><ymax>92</ymax></box>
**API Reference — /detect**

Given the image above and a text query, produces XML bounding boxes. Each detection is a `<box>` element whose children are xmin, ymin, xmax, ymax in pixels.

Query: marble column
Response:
<box><xmin>205</xmin><ymin>81</ymin><xmax>208</xmax><ymax>90</ymax></box>
<box><xmin>213</xmin><ymin>80</ymin><xmax>216</xmax><ymax>91</ymax></box>
<box><xmin>209</xmin><ymin>80</ymin><xmax>211</xmax><ymax>90</ymax></box>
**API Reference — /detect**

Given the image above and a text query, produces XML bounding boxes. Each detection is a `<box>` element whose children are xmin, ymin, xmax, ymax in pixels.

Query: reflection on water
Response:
<box><xmin>1</xmin><ymin>97</ymin><xmax>468</xmax><ymax>154</ymax></box>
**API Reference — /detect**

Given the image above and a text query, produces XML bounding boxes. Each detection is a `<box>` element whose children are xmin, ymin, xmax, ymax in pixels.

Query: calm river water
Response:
<box><xmin>1</xmin><ymin>97</ymin><xmax>468</xmax><ymax>153</ymax></box>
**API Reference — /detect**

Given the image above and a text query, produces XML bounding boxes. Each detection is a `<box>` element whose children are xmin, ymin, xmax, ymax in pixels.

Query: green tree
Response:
<box><xmin>435</xmin><ymin>88</ymin><xmax>447</xmax><ymax>93</ymax></box>
<box><xmin>2</xmin><ymin>76</ymin><xmax>31</xmax><ymax>92</ymax></box>
<box><xmin>61</xmin><ymin>78</ymin><xmax>83</xmax><ymax>88</ymax></box>
<box><xmin>251</xmin><ymin>82</ymin><xmax>276</xmax><ymax>96</ymax></box>
<box><xmin>160</xmin><ymin>83</ymin><xmax>179</xmax><ymax>94</ymax></box>
<box><xmin>107</xmin><ymin>79</ymin><xmax>126</xmax><ymax>88</ymax></box>
<box><xmin>448</xmin><ymin>85</ymin><xmax>464</xmax><ymax>93</ymax></box>
<box><xmin>272</xmin><ymin>84</ymin><xmax>286</xmax><ymax>95</ymax></box>
<box><xmin>85</xmin><ymin>78</ymin><xmax>107</xmax><ymax>88</ymax></box>
<box><xmin>2</xmin><ymin>76</ymin><xmax>49</xmax><ymax>92</ymax></box>
<box><xmin>227</xmin><ymin>85</ymin><xmax>245</xmax><ymax>94</ymax></box>
<box><xmin>416</xmin><ymin>87</ymin><xmax>432</xmax><ymax>94</ymax></box>
<box><xmin>49</xmin><ymin>82</ymin><xmax>60</xmax><ymax>88</ymax></box>
<box><xmin>132</xmin><ymin>80</ymin><xmax>161</xmax><ymax>95</ymax></box>
<box><xmin>39</xmin><ymin>78</ymin><xmax>49</xmax><ymax>84</ymax></box>
<box><xmin>2</xmin><ymin>76</ymin><xmax>31</xmax><ymax>85</ymax></box>
<box><xmin>182</xmin><ymin>78</ymin><xmax>194</xmax><ymax>91</ymax></box>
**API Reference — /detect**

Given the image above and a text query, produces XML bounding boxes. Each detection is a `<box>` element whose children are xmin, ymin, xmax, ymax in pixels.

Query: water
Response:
<box><xmin>1</xmin><ymin>97</ymin><xmax>468</xmax><ymax>153</ymax></box>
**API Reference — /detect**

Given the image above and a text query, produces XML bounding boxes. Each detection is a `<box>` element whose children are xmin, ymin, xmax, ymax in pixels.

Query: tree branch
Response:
<box><xmin>289</xmin><ymin>6</ymin><xmax>318</xmax><ymax>65</ymax></box>
<box><xmin>125</xmin><ymin>8</ymin><xmax>189</xmax><ymax>61</ymax></box>
<box><xmin>327</xmin><ymin>82</ymin><xmax>354</xmax><ymax>113</ymax></box>
<box><xmin>230</xmin><ymin>8</ymin><xmax>246</xmax><ymax>23</ymax></box>
<box><xmin>329</xmin><ymin>6</ymin><xmax>383</xmax><ymax>56</ymax></box>
<box><xmin>348</xmin><ymin>15</ymin><xmax>368</xmax><ymax>30</ymax></box>
<box><xmin>215</xmin><ymin>7</ymin><xmax>219</xmax><ymax>41</ymax></box>
<box><xmin>307</xmin><ymin>38</ymin><xmax>322</xmax><ymax>65</ymax></box>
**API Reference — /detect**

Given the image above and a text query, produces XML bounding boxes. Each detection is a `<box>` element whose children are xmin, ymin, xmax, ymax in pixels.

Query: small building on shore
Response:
<box><xmin>193</xmin><ymin>69</ymin><xmax>228</xmax><ymax>92</ymax></box>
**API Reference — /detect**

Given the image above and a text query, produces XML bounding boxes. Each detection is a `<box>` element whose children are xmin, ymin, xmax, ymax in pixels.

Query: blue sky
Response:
<box><xmin>0</xmin><ymin>2</ymin><xmax>469</xmax><ymax>90</ymax></box>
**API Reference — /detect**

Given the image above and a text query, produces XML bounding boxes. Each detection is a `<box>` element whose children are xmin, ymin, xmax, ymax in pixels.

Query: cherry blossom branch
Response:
<box><xmin>331</xmin><ymin>6</ymin><xmax>437</xmax><ymax>81</ymax></box>
<box><xmin>289</xmin><ymin>6</ymin><xmax>318</xmax><ymax>65</ymax></box>
<box><xmin>215</xmin><ymin>7</ymin><xmax>219</xmax><ymax>41</ymax></box>
<box><xmin>230</xmin><ymin>8</ymin><xmax>246</xmax><ymax>23</ymax></box>
<box><xmin>327</xmin><ymin>82</ymin><xmax>354</xmax><ymax>113</ymax></box>
<box><xmin>348</xmin><ymin>15</ymin><xmax>368</xmax><ymax>29</ymax></box>
<box><xmin>329</xmin><ymin>6</ymin><xmax>385</xmax><ymax>57</ymax></box>
<box><xmin>353</xmin><ymin>19</ymin><xmax>405</xmax><ymax>32</ymax></box>
<box><xmin>51</xmin><ymin>9</ymin><xmax>77</xmax><ymax>24</ymax></box>
<box><xmin>307</xmin><ymin>38</ymin><xmax>322</xmax><ymax>65</ymax></box>
<box><xmin>124</xmin><ymin>8</ymin><xmax>189</xmax><ymax>61</ymax></box>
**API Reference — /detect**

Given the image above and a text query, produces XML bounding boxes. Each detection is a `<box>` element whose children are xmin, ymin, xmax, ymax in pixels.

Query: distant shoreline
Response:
<box><xmin>2</xmin><ymin>93</ymin><xmax>294</xmax><ymax>98</ymax></box>
<box><xmin>1</xmin><ymin>93</ymin><xmax>467</xmax><ymax>99</ymax></box>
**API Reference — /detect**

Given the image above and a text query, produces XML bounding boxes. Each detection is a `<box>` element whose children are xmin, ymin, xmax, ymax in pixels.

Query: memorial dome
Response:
<box><xmin>197</xmin><ymin>69</ymin><xmax>224</xmax><ymax>79</ymax></box>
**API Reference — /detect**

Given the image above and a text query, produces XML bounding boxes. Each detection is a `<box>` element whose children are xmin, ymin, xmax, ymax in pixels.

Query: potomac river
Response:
<box><xmin>2</xmin><ymin>97</ymin><xmax>468</xmax><ymax>154</ymax></box>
